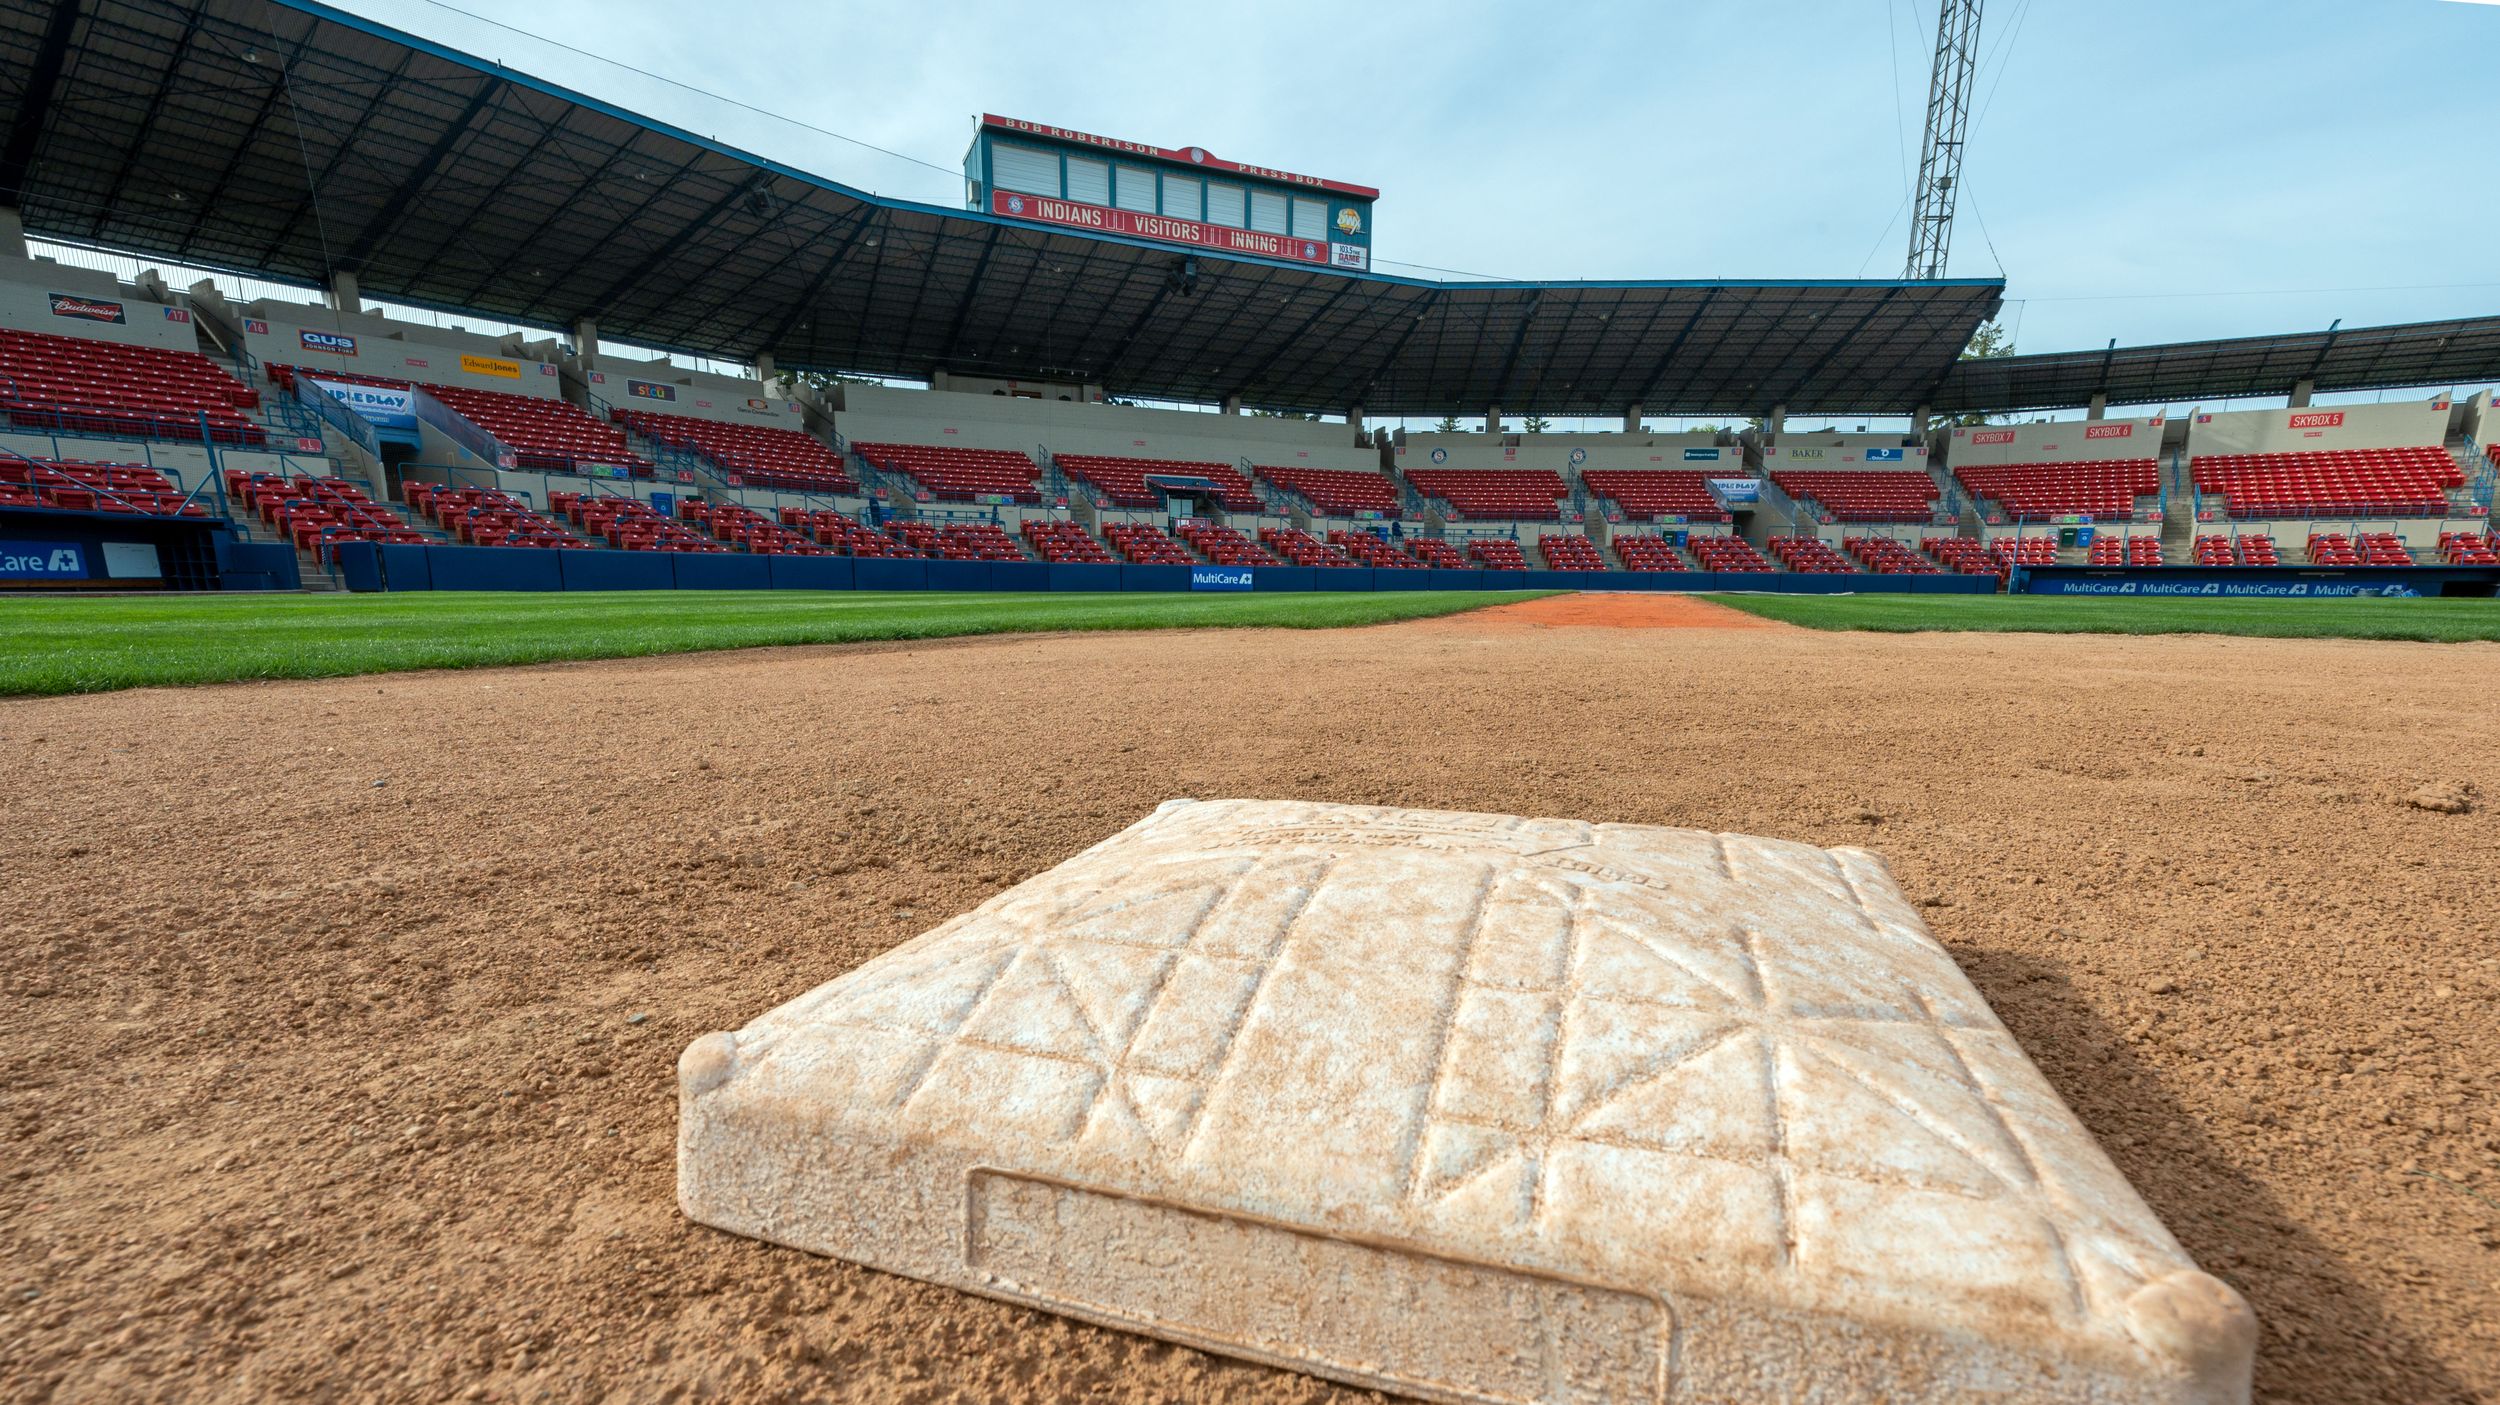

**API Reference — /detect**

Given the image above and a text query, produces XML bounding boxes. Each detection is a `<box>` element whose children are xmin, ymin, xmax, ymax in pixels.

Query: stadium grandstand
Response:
<box><xmin>0</xmin><ymin>0</ymin><xmax>2489</xmax><ymax>599</ymax></box>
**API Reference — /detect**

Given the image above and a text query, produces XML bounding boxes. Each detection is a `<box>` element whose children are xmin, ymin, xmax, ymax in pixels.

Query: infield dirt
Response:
<box><xmin>3</xmin><ymin>595</ymin><xmax>2494</xmax><ymax>1404</ymax></box>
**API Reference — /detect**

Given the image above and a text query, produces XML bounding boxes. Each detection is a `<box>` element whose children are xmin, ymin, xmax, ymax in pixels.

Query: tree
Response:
<box><xmin>1250</xmin><ymin>408</ymin><xmax>1320</xmax><ymax>421</ymax></box>
<box><xmin>1522</xmin><ymin>415</ymin><xmax>1551</xmax><ymax>434</ymax></box>
<box><xmin>1432</xmin><ymin>415</ymin><xmax>1463</xmax><ymax>433</ymax></box>
<box><xmin>1947</xmin><ymin>321</ymin><xmax>2015</xmax><ymax>427</ymax></box>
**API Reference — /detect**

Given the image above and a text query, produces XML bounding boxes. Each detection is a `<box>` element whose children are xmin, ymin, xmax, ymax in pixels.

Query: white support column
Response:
<box><xmin>0</xmin><ymin>206</ymin><xmax>25</xmax><ymax>261</ymax></box>
<box><xmin>1767</xmin><ymin>404</ymin><xmax>1787</xmax><ymax>443</ymax></box>
<box><xmin>326</xmin><ymin>270</ymin><xmax>362</xmax><ymax>315</ymax></box>
<box><xmin>2086</xmin><ymin>392</ymin><xmax>2108</xmax><ymax>421</ymax></box>
<box><xmin>573</xmin><ymin>317</ymin><xmax>600</xmax><ymax>369</ymax></box>
<box><xmin>1221</xmin><ymin>394</ymin><xmax>1242</xmax><ymax>415</ymax></box>
<box><xmin>1911</xmin><ymin>405</ymin><xmax>1932</xmax><ymax>436</ymax></box>
<box><xmin>1484</xmin><ymin>406</ymin><xmax>1502</xmax><ymax>435</ymax></box>
<box><xmin>2288</xmin><ymin>379</ymin><xmax>2314</xmax><ymax>409</ymax></box>
<box><xmin>1623</xmin><ymin>403</ymin><xmax>1644</xmax><ymax>433</ymax></box>
<box><xmin>754</xmin><ymin>352</ymin><xmax>775</xmax><ymax>387</ymax></box>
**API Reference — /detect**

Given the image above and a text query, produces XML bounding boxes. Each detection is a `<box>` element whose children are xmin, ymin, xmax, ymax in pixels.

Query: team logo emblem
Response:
<box><xmin>1335</xmin><ymin>207</ymin><xmax>1363</xmax><ymax>236</ymax></box>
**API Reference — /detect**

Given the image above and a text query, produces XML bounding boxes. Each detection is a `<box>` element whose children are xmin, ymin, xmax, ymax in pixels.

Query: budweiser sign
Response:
<box><xmin>991</xmin><ymin>191</ymin><xmax>1334</xmax><ymax>266</ymax></box>
<box><xmin>2287</xmin><ymin>411</ymin><xmax>2344</xmax><ymax>429</ymax></box>
<box><xmin>2083</xmin><ymin>423</ymin><xmax>2132</xmax><ymax>440</ymax></box>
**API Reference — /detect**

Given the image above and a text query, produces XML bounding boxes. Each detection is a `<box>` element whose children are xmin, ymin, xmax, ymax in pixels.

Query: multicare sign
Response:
<box><xmin>300</xmin><ymin>329</ymin><xmax>357</xmax><ymax>356</ymax></box>
<box><xmin>989</xmin><ymin>191</ymin><xmax>1341</xmax><ymax>267</ymax></box>
<box><xmin>0</xmin><ymin>542</ymin><xmax>86</xmax><ymax>580</ymax></box>
<box><xmin>1190</xmin><ymin>565</ymin><xmax>1254</xmax><ymax>591</ymax></box>
<box><xmin>49</xmin><ymin>294</ymin><xmax>125</xmax><ymax>324</ymax></box>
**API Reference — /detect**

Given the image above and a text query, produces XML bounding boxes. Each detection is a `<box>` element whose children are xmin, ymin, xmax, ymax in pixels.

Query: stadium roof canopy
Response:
<box><xmin>1933</xmin><ymin>315</ymin><xmax>2500</xmax><ymax>415</ymax></box>
<box><xmin>0</xmin><ymin>0</ymin><xmax>2011</xmax><ymax>416</ymax></box>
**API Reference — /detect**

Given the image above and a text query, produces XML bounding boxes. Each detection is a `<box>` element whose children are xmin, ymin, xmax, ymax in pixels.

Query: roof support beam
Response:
<box><xmin>0</xmin><ymin>0</ymin><xmax>82</xmax><ymax>208</ymax></box>
<box><xmin>752</xmin><ymin>205</ymin><xmax>881</xmax><ymax>361</ymax></box>
<box><xmin>336</xmin><ymin>77</ymin><xmax>504</xmax><ymax>273</ymax></box>
<box><xmin>1226</xmin><ymin>282</ymin><xmax>1355</xmax><ymax>407</ymax></box>
<box><xmin>938</xmin><ymin>224</ymin><xmax>1004</xmax><ymax>365</ymax></box>
<box><xmin>1491</xmin><ymin>288</ymin><xmax>1544</xmax><ymax>407</ymax></box>
<box><xmin>1632</xmin><ymin>290</ymin><xmax>1720</xmax><ymax>405</ymax></box>
<box><xmin>577</xmin><ymin>169</ymin><xmax>764</xmax><ymax>323</ymax></box>
<box><xmin>1766</xmin><ymin>287</ymin><xmax>1903</xmax><ymax>409</ymax></box>
<box><xmin>95</xmin><ymin>0</ymin><xmax>210</xmax><ymax>208</ymax></box>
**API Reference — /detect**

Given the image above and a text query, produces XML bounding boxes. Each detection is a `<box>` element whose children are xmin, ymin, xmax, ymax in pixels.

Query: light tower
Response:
<box><xmin>1904</xmin><ymin>0</ymin><xmax>1983</xmax><ymax>280</ymax></box>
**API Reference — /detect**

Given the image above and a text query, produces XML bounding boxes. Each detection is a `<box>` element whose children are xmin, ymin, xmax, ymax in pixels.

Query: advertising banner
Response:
<box><xmin>0</xmin><ymin>542</ymin><xmax>87</xmax><ymax>580</ymax></box>
<box><xmin>49</xmin><ymin>294</ymin><xmax>125</xmax><ymax>324</ymax></box>
<box><xmin>626</xmin><ymin>380</ymin><xmax>678</xmax><ymax>402</ymax></box>
<box><xmin>1682</xmin><ymin>448</ymin><xmax>1723</xmax><ymax>461</ymax></box>
<box><xmin>307</xmin><ymin>375</ymin><xmax>417</xmax><ymax>429</ymax></box>
<box><xmin>990</xmin><ymin>191</ymin><xmax>1333</xmax><ymax>266</ymax></box>
<box><xmin>1712</xmin><ymin>478</ymin><xmax>1762</xmax><ymax>504</ymax></box>
<box><xmin>299</xmin><ymin>329</ymin><xmax>357</xmax><ymax>356</ymax></box>
<box><xmin>461</xmin><ymin>354</ymin><xmax>522</xmax><ymax>380</ymax></box>
<box><xmin>1864</xmin><ymin>447</ymin><xmax>1904</xmax><ymax>462</ymax></box>
<box><xmin>1190</xmin><ymin>565</ymin><xmax>1254</xmax><ymax>591</ymax></box>
<box><xmin>2023</xmin><ymin>572</ymin><xmax>2434</xmax><ymax>599</ymax></box>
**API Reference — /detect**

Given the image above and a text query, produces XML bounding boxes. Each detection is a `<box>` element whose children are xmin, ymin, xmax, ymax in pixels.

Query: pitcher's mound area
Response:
<box><xmin>1434</xmin><ymin>592</ymin><xmax>1787</xmax><ymax>630</ymax></box>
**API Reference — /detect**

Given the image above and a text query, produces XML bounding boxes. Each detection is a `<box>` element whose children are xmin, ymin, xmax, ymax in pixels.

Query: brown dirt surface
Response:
<box><xmin>3</xmin><ymin>618</ymin><xmax>2496</xmax><ymax>1405</ymax></box>
<box><xmin>1416</xmin><ymin>590</ymin><xmax>1788</xmax><ymax>630</ymax></box>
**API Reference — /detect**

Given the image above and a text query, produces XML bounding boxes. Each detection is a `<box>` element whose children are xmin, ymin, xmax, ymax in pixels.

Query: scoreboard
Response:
<box><xmin>964</xmin><ymin>115</ymin><xmax>1376</xmax><ymax>272</ymax></box>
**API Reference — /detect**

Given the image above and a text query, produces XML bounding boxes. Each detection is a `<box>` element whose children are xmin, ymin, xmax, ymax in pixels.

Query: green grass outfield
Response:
<box><xmin>1705</xmin><ymin>592</ymin><xmax>2500</xmax><ymax>642</ymax></box>
<box><xmin>0</xmin><ymin>590</ymin><xmax>1547</xmax><ymax>698</ymax></box>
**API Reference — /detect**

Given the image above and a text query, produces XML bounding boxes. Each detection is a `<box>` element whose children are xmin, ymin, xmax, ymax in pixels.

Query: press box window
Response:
<box><xmin>1114</xmin><ymin>165</ymin><xmax>1158</xmax><ymax>213</ymax></box>
<box><xmin>1249</xmin><ymin>190</ymin><xmax>1288</xmax><ymax>235</ymax></box>
<box><xmin>1290</xmin><ymin>198</ymin><xmax>1328</xmax><ymax>241</ymax></box>
<box><xmin>1160</xmin><ymin>176</ymin><xmax>1202</xmax><ymax>221</ymax></box>
<box><xmin>1064</xmin><ymin>156</ymin><xmax>1110</xmax><ymax>207</ymax></box>
<box><xmin>990</xmin><ymin>142</ymin><xmax>1060</xmax><ymax>198</ymax></box>
<box><xmin>1205</xmin><ymin>184</ymin><xmax>1246</xmax><ymax>228</ymax></box>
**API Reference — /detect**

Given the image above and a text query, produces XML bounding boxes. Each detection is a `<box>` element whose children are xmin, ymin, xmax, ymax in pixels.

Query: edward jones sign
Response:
<box><xmin>991</xmin><ymin>191</ymin><xmax>1338</xmax><ymax>267</ymax></box>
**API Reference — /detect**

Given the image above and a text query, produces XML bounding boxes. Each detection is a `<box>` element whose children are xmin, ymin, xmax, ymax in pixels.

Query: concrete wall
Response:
<box><xmin>1396</xmin><ymin>431</ymin><xmax>1731</xmax><ymax>472</ymax></box>
<box><xmin>1944</xmin><ymin>415</ymin><xmax>2166</xmax><ymax>467</ymax></box>
<box><xmin>1762</xmin><ymin>431</ymin><xmax>1931</xmax><ymax>474</ymax></box>
<box><xmin>2184</xmin><ymin>399</ymin><xmax>2448</xmax><ymax>456</ymax></box>
<box><xmin>585</xmin><ymin>356</ymin><xmax>804</xmax><ymax>429</ymax></box>
<box><xmin>838</xmin><ymin>383</ymin><xmax>1370</xmax><ymax>469</ymax></box>
<box><xmin>0</xmin><ymin>255</ymin><xmax>202</xmax><ymax>351</ymax></box>
<box><xmin>237</xmin><ymin>301</ymin><xmax>564</xmax><ymax>398</ymax></box>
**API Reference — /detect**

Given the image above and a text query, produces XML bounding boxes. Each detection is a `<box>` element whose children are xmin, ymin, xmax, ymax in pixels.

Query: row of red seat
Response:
<box><xmin>0</xmin><ymin>457</ymin><xmax>208</xmax><ymax>516</ymax></box>
<box><xmin>0</xmin><ymin>325</ymin><xmax>266</xmax><ymax>445</ymax></box>
<box><xmin>2087</xmin><ymin>536</ymin><xmax>2165</xmax><ymax>567</ymax></box>
<box><xmin>1406</xmin><ymin>469</ymin><xmax>1566</xmax><ymax>521</ymax></box>
<box><xmin>1768</xmin><ymin>536</ymin><xmax>1856</xmax><ymax>574</ymax></box>
<box><xmin>2190</xmin><ymin>447</ymin><xmax>2459</xmax><ymax>518</ymax></box>
<box><xmin>779</xmin><ymin>509</ymin><xmax>920</xmax><ymax>557</ymax></box>
<box><xmin>2305</xmin><ymin>531</ymin><xmax>2414</xmax><ymax>567</ymax></box>
<box><xmin>1104</xmin><ymin>521</ymin><xmax>1193</xmax><ymax>565</ymax></box>
<box><xmin>854</xmin><ymin>443</ymin><xmax>1041</xmax><ymax>503</ymax></box>
<box><xmin>1177</xmin><ymin>521</ymin><xmax>1278</xmax><ymax>566</ymax></box>
<box><xmin>1538</xmin><ymin>535</ymin><xmax>1607</xmax><ymax>571</ymax></box>
<box><xmin>1255</xmin><ymin>465</ymin><xmax>1399</xmax><ymax>517</ymax></box>
<box><xmin>232</xmin><ymin>472</ymin><xmax>425</xmax><ymax>558</ymax></box>
<box><xmin>1059</xmin><ymin>455</ymin><xmax>1263</xmax><ymax>512</ymax></box>
<box><xmin>2192</xmin><ymin>534</ymin><xmax>2281</xmax><ymax>567</ymax></box>
<box><xmin>681</xmin><ymin>499</ymin><xmax>824</xmax><ymax>555</ymax></box>
<box><xmin>2439</xmin><ymin>531</ymin><xmax>2498</xmax><ymax>566</ymax></box>
<box><xmin>406</xmin><ymin>483</ymin><xmax>583</xmax><ymax>549</ymax></box>
<box><xmin>616</xmin><ymin>408</ymin><xmax>856</xmax><ymax>494</ymax></box>
<box><xmin>1022</xmin><ymin>519</ymin><xmax>1112</xmax><ymax>563</ymax></box>
<box><xmin>560</xmin><ymin>493</ymin><xmax>725</xmax><ymax>552</ymax></box>
<box><xmin>1611</xmin><ymin>533</ymin><xmax>1688</xmax><ymax>572</ymax></box>
<box><xmin>1771</xmin><ymin>470</ymin><xmax>1939</xmax><ymax>523</ymax></box>
<box><xmin>1846</xmin><ymin>536</ymin><xmax>1940</xmax><ymax>574</ymax></box>
<box><xmin>1688</xmin><ymin>534</ymin><xmax>1772</xmax><ymax>572</ymax></box>
<box><xmin>427</xmin><ymin>383</ymin><xmax>646</xmax><ymax>475</ymax></box>
<box><xmin>1578</xmin><ymin>470</ymin><xmax>1735</xmax><ymax>523</ymax></box>
<box><xmin>1954</xmin><ymin>459</ymin><xmax>2159</xmax><ymax>520</ymax></box>
<box><xmin>1259</xmin><ymin>525</ymin><xmax>1355</xmax><ymax>567</ymax></box>
<box><xmin>1330</xmin><ymin>528</ymin><xmax>1423</xmax><ymax>569</ymax></box>
<box><xmin>1466</xmin><ymin>538</ymin><xmax>1528</xmax><ymax>570</ymax></box>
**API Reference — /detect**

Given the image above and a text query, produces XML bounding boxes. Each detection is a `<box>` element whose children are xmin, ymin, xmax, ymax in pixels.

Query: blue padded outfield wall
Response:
<box><xmin>334</xmin><ymin>542</ymin><xmax>2006</xmax><ymax>597</ymax></box>
<box><xmin>2016</xmin><ymin>565</ymin><xmax>2500</xmax><ymax>599</ymax></box>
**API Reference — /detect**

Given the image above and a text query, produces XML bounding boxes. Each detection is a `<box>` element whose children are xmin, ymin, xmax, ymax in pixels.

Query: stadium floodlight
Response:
<box><xmin>1905</xmin><ymin>0</ymin><xmax>1983</xmax><ymax>281</ymax></box>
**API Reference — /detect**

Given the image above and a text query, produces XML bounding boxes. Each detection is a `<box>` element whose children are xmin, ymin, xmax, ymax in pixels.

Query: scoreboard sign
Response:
<box><xmin>990</xmin><ymin>192</ymin><xmax>1341</xmax><ymax>267</ymax></box>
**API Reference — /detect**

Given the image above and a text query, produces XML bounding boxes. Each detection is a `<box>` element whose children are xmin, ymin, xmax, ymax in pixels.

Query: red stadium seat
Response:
<box><xmin>1772</xmin><ymin>470</ymin><xmax>1939</xmax><ymax>523</ymax></box>
<box><xmin>613</xmin><ymin>407</ymin><xmax>856</xmax><ymax>494</ymax></box>
<box><xmin>1254</xmin><ymin>465</ymin><xmax>1399</xmax><ymax>517</ymax></box>
<box><xmin>1406</xmin><ymin>469</ymin><xmax>1565</xmax><ymax>521</ymax></box>
<box><xmin>0</xmin><ymin>326</ymin><xmax>265</xmax><ymax>444</ymax></box>
<box><xmin>855</xmin><ymin>442</ymin><xmax>1042</xmax><ymax>504</ymax></box>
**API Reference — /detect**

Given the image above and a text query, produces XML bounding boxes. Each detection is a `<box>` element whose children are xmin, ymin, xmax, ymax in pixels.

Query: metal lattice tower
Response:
<box><xmin>1905</xmin><ymin>0</ymin><xmax>1984</xmax><ymax>280</ymax></box>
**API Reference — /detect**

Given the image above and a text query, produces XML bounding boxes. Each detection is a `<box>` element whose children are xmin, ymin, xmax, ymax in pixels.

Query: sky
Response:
<box><xmin>320</xmin><ymin>0</ymin><xmax>2500</xmax><ymax>367</ymax></box>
